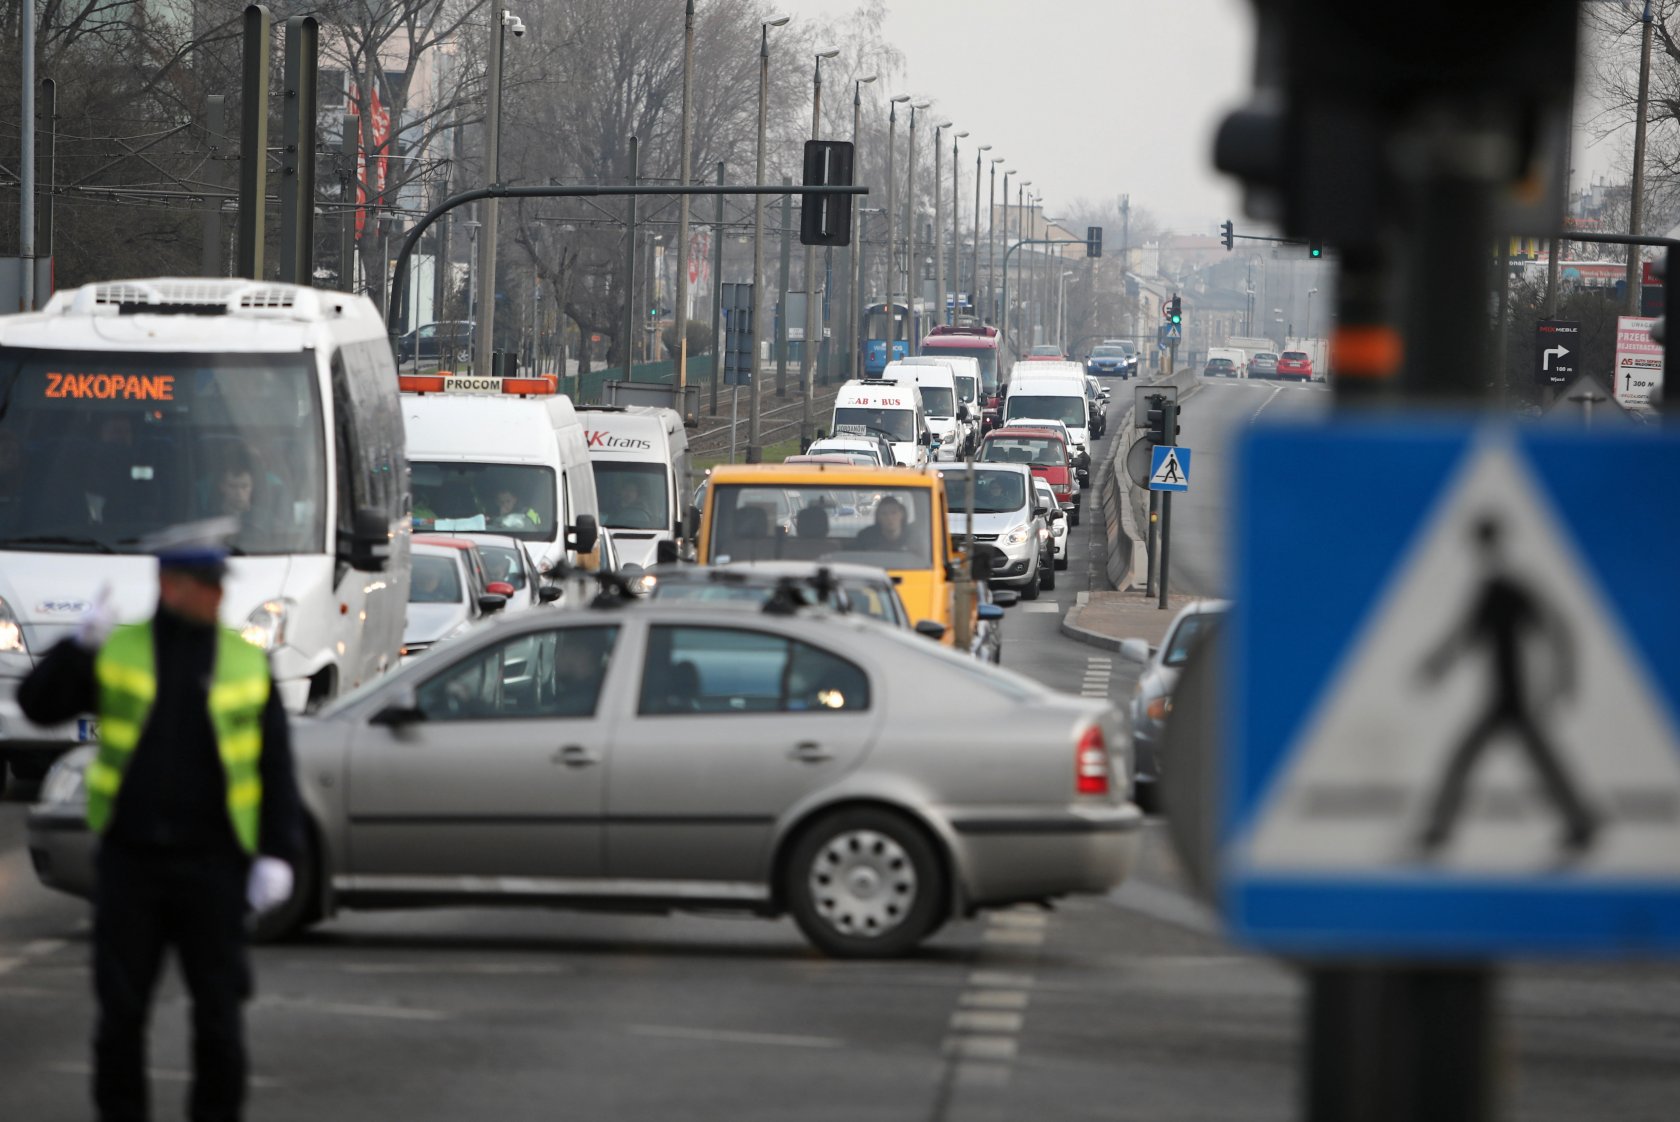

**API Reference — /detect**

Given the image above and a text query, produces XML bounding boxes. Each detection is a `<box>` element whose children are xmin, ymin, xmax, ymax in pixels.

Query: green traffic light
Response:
<box><xmin>1171</xmin><ymin>313</ymin><xmax>1182</xmax><ymax>325</ymax></box>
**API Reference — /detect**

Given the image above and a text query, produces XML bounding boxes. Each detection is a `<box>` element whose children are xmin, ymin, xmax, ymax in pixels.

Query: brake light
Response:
<box><xmin>1075</xmin><ymin>725</ymin><xmax>1109</xmax><ymax>795</ymax></box>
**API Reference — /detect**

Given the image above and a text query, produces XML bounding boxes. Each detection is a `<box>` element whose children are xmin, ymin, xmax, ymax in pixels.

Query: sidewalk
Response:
<box><xmin>1060</xmin><ymin>589</ymin><xmax>1206</xmax><ymax>652</ymax></box>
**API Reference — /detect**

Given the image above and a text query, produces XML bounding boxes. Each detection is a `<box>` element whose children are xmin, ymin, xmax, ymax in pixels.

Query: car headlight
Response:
<box><xmin>39</xmin><ymin>746</ymin><xmax>95</xmax><ymax>806</ymax></box>
<box><xmin>0</xmin><ymin>596</ymin><xmax>26</xmax><ymax>655</ymax></box>
<box><xmin>240</xmin><ymin>599</ymin><xmax>293</xmax><ymax>651</ymax></box>
<box><xmin>1004</xmin><ymin>523</ymin><xmax>1032</xmax><ymax>546</ymax></box>
<box><xmin>629</xmin><ymin>573</ymin><xmax>658</xmax><ymax>596</ymax></box>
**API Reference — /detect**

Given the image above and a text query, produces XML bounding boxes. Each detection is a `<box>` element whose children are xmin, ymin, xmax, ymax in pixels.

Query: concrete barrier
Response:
<box><xmin>1091</xmin><ymin>366</ymin><xmax>1204</xmax><ymax>592</ymax></box>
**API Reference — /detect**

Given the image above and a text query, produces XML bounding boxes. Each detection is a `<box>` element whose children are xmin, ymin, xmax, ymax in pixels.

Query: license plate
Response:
<box><xmin>77</xmin><ymin>718</ymin><xmax>100</xmax><ymax>743</ymax></box>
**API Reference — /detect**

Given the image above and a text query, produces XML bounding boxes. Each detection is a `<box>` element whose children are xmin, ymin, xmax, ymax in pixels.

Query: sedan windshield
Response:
<box><xmin>410</xmin><ymin>554</ymin><xmax>464</xmax><ymax>603</ymax></box>
<box><xmin>1091</xmin><ymin>347</ymin><xmax>1125</xmax><ymax>358</ymax></box>
<box><xmin>0</xmin><ymin>349</ymin><xmax>326</xmax><ymax>555</ymax></box>
<box><xmin>1005</xmin><ymin>394</ymin><xmax>1085</xmax><ymax>428</ymax></box>
<box><xmin>940</xmin><ymin>469</ymin><xmax>1028</xmax><ymax>514</ymax></box>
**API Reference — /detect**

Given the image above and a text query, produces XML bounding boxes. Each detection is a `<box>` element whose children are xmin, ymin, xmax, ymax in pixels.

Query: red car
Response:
<box><xmin>1277</xmin><ymin>350</ymin><xmax>1314</xmax><ymax>381</ymax></box>
<box><xmin>979</xmin><ymin>427</ymin><xmax>1080</xmax><ymax>525</ymax></box>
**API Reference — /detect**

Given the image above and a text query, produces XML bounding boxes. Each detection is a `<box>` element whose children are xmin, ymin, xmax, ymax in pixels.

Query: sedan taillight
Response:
<box><xmin>1075</xmin><ymin>725</ymin><xmax>1109</xmax><ymax>796</ymax></box>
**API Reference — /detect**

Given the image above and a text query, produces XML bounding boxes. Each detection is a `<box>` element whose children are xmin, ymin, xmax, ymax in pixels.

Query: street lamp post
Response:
<box><xmin>748</xmin><ymin>16</ymin><xmax>790</xmax><ymax>464</ymax></box>
<box><xmin>474</xmin><ymin>7</ymin><xmax>524</xmax><ymax>379</ymax></box>
<box><xmin>950</xmin><ymin>129</ymin><xmax>966</xmax><ymax>325</ymax></box>
<box><xmin>932</xmin><ymin>121</ymin><xmax>952</xmax><ymax>333</ymax></box>
<box><xmin>906</xmin><ymin>101</ymin><xmax>930</xmax><ymax>354</ymax></box>
<box><xmin>1306</xmin><ymin>286</ymin><xmax>1319</xmax><ymax>340</ymax></box>
<box><xmin>846</xmin><ymin>75</ymin><xmax>877</xmax><ymax>381</ymax></box>
<box><xmin>990</xmin><ymin>161</ymin><xmax>1005</xmax><ymax>324</ymax></box>
<box><xmin>971</xmin><ymin>143</ymin><xmax>988</xmax><ymax>323</ymax></box>
<box><xmin>800</xmin><ymin>48</ymin><xmax>841</xmax><ymax>449</ymax></box>
<box><xmin>1015</xmin><ymin>179</ymin><xmax>1029</xmax><ymax>345</ymax></box>
<box><xmin>673</xmin><ymin>0</ymin><xmax>696</xmax><ymax>392</ymax></box>
<box><xmin>885</xmin><ymin>95</ymin><xmax>910</xmax><ymax>354</ymax></box>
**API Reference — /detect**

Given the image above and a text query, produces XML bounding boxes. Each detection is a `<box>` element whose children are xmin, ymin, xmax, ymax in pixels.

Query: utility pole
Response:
<box><xmin>236</xmin><ymin>4</ymin><xmax>272</xmax><ymax>282</ymax></box>
<box><xmin>801</xmin><ymin>50</ymin><xmax>838</xmax><ymax>449</ymax></box>
<box><xmin>972</xmin><ymin>143</ymin><xmax>988</xmax><ymax>322</ymax></box>
<box><xmin>475</xmin><ymin>9</ymin><xmax>511</xmax><ymax>375</ymax></box>
<box><xmin>749</xmin><ymin>18</ymin><xmax>789</xmax><ymax>462</ymax></box>
<box><xmin>907</xmin><ymin>101</ymin><xmax>929</xmax><ymax>352</ymax></box>
<box><xmin>1627</xmin><ymin>0</ymin><xmax>1656</xmax><ymax>315</ymax></box>
<box><xmin>886</xmin><ymin>96</ymin><xmax>907</xmax><ymax>352</ymax></box>
<box><xmin>203</xmin><ymin>95</ymin><xmax>229</xmax><ymax>276</ymax></box>
<box><xmin>777</xmin><ymin>178</ymin><xmax>792</xmax><ymax>398</ymax></box>
<box><xmin>710</xmin><ymin>161</ymin><xmax>724</xmax><ymax>415</ymax></box>
<box><xmin>19</xmin><ymin>0</ymin><xmax>35</xmax><ymax>310</ymax></box>
<box><xmin>621</xmin><ymin>135</ymin><xmax>638</xmax><ymax>383</ymax></box>
<box><xmin>847</xmin><ymin>76</ymin><xmax>877</xmax><ymax>380</ymax></box>
<box><xmin>674</xmin><ymin>0</ymin><xmax>695</xmax><ymax>389</ymax></box>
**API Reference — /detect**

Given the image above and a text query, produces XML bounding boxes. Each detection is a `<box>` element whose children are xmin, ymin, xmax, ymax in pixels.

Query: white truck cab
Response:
<box><xmin>400</xmin><ymin>373</ymin><xmax>602</xmax><ymax>576</ymax></box>
<box><xmin>892</xmin><ymin>354</ymin><xmax>982</xmax><ymax>457</ymax></box>
<box><xmin>1004</xmin><ymin>365</ymin><xmax>1092</xmax><ymax>461</ymax></box>
<box><xmin>0</xmin><ymin>278</ymin><xmax>411</xmax><ymax>782</ymax></box>
<box><xmin>880</xmin><ymin>360</ymin><xmax>963</xmax><ymax>461</ymax></box>
<box><xmin>576</xmin><ymin>404</ymin><xmax>692</xmax><ymax>568</ymax></box>
<box><xmin>830</xmin><ymin>378</ymin><xmax>930</xmax><ymax>467</ymax></box>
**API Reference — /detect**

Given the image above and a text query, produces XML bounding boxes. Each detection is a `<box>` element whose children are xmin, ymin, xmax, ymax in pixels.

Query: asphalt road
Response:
<box><xmin>4</xmin><ymin>382</ymin><xmax>1680</xmax><ymax>1120</ymax></box>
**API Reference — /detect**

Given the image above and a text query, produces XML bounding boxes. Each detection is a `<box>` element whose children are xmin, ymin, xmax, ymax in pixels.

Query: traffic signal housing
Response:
<box><xmin>1221</xmin><ymin>220</ymin><xmax>1234</xmax><ymax>251</ymax></box>
<box><xmin>1144</xmin><ymin>394</ymin><xmax>1179</xmax><ymax>445</ymax></box>
<box><xmin>1309</xmin><ymin>239</ymin><xmax>1323</xmax><ymax>259</ymax></box>
<box><xmin>1087</xmin><ymin>226</ymin><xmax>1103</xmax><ymax>258</ymax></box>
<box><xmin>799</xmin><ymin>139</ymin><xmax>855</xmax><ymax>247</ymax></box>
<box><xmin>1169</xmin><ymin>295</ymin><xmax>1182</xmax><ymax>325</ymax></box>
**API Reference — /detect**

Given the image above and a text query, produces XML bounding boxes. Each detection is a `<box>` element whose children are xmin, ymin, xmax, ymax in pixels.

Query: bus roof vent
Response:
<box><xmin>63</xmin><ymin>278</ymin><xmax>333</xmax><ymax>321</ymax></box>
<box><xmin>236</xmin><ymin>285</ymin><xmax>298</xmax><ymax>311</ymax></box>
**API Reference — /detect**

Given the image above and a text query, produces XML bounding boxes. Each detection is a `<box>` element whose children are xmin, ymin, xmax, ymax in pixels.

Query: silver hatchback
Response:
<box><xmin>30</xmin><ymin>600</ymin><xmax>1141</xmax><ymax>958</ymax></box>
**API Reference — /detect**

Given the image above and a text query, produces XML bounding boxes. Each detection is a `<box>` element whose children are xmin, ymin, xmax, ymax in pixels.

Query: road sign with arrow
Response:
<box><xmin>1535</xmin><ymin>319</ymin><xmax>1579</xmax><ymax>386</ymax></box>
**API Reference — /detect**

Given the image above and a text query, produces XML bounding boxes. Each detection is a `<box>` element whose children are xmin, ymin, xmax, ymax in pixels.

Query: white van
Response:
<box><xmin>880</xmin><ymin>360</ymin><xmax>962</xmax><ymax>461</ymax></box>
<box><xmin>0</xmin><ymin>278</ymin><xmax>411</xmax><ymax>781</ymax></box>
<box><xmin>1004</xmin><ymin>366</ymin><xmax>1092</xmax><ymax>459</ymax></box>
<box><xmin>576</xmin><ymin>404</ymin><xmax>692</xmax><ymax>568</ymax></box>
<box><xmin>401</xmin><ymin>374</ymin><xmax>601</xmax><ymax>576</ymax></box>
<box><xmin>830</xmin><ymin>378</ymin><xmax>931</xmax><ymax>467</ymax></box>
<box><xmin>893</xmin><ymin>354</ymin><xmax>982</xmax><ymax>457</ymax></box>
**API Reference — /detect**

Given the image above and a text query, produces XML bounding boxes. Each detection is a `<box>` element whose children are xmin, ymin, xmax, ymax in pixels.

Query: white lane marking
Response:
<box><xmin>22</xmin><ymin>939</ymin><xmax>67</xmax><ymax>958</ymax></box>
<box><xmin>0</xmin><ymin>957</ymin><xmax>21</xmax><ymax>977</ymax></box>
<box><xmin>967</xmin><ymin>970</ymin><xmax>1034</xmax><ymax>989</ymax></box>
<box><xmin>255</xmin><ymin>995</ymin><xmax>448</xmax><ymax>1022</ymax></box>
<box><xmin>988</xmin><ymin>910</ymin><xmax>1048</xmax><ymax>930</ymax></box>
<box><xmin>950</xmin><ymin>1009</ymin><xmax>1025</xmax><ymax>1034</ymax></box>
<box><xmin>1107</xmin><ymin>878</ymin><xmax>1221</xmax><ymax>936</ymax></box>
<box><xmin>944</xmin><ymin>1035</ymin><xmax>1019</xmax><ymax>1060</ymax></box>
<box><xmin>627</xmin><ymin>1024</ymin><xmax>843</xmax><ymax>1050</ymax></box>
<box><xmin>952</xmin><ymin>1061</ymin><xmax>1014</xmax><ymax>1088</ymax></box>
<box><xmin>960</xmin><ymin>989</ymin><xmax>1031</xmax><ymax>1010</ymax></box>
<box><xmin>1020</xmin><ymin>602</ymin><xmax>1059</xmax><ymax>614</ymax></box>
<box><xmin>1248</xmin><ymin>385</ymin><xmax>1285</xmax><ymax>424</ymax></box>
<box><xmin>981</xmin><ymin>926</ymin><xmax>1045</xmax><ymax>947</ymax></box>
<box><xmin>50</xmin><ymin>1062</ymin><xmax>282</xmax><ymax>1088</ymax></box>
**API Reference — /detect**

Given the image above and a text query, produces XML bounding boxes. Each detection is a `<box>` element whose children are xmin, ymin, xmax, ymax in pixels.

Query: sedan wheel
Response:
<box><xmin>787</xmin><ymin>810</ymin><xmax>946</xmax><ymax>958</ymax></box>
<box><xmin>1054</xmin><ymin>552</ymin><xmax>1069</xmax><ymax>571</ymax></box>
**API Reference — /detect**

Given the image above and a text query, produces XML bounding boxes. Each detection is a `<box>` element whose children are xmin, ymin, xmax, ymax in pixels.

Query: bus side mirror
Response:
<box><xmin>344</xmin><ymin>507</ymin><xmax>390</xmax><ymax>573</ymax></box>
<box><xmin>655</xmin><ymin>539</ymin><xmax>680</xmax><ymax>564</ymax></box>
<box><xmin>567</xmin><ymin>514</ymin><xmax>599</xmax><ymax>555</ymax></box>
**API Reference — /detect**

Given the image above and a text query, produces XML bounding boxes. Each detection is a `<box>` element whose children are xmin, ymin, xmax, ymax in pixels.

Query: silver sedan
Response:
<box><xmin>30</xmin><ymin>600</ymin><xmax>1141</xmax><ymax>958</ymax></box>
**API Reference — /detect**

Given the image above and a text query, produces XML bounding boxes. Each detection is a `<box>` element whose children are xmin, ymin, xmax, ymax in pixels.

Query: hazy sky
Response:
<box><xmin>790</xmin><ymin>0</ymin><xmax>1629</xmax><ymax>237</ymax></box>
<box><xmin>791</xmin><ymin>0</ymin><xmax>1255</xmax><ymax>237</ymax></box>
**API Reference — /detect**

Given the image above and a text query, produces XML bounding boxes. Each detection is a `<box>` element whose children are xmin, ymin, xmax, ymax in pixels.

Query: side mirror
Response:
<box><xmin>1050</xmin><ymin>510</ymin><xmax>1066</xmax><ymax>523</ymax></box>
<box><xmin>538</xmin><ymin>584</ymin><xmax>563</xmax><ymax>604</ymax></box>
<box><xmin>978</xmin><ymin>603</ymin><xmax>1004</xmax><ymax>621</ymax></box>
<box><xmin>913</xmin><ymin>619</ymin><xmax>947</xmax><ymax>641</ymax></box>
<box><xmin>478</xmin><ymin>593</ymin><xmax>509</xmax><ymax>614</ymax></box>
<box><xmin>683</xmin><ymin>505</ymin><xmax>701</xmax><ymax>541</ymax></box>
<box><xmin>991</xmin><ymin>589</ymin><xmax>1019</xmax><ymax>608</ymax></box>
<box><xmin>568</xmin><ymin>513</ymin><xmax>600</xmax><ymax>555</ymax></box>
<box><xmin>1032</xmin><ymin>505</ymin><xmax>1048</xmax><ymax>519</ymax></box>
<box><xmin>655</xmin><ymin>539</ymin><xmax>680</xmax><ymax>564</ymax></box>
<box><xmin>371</xmin><ymin>687</ymin><xmax>422</xmax><ymax>726</ymax></box>
<box><xmin>343</xmin><ymin>507</ymin><xmax>391</xmax><ymax>573</ymax></box>
<box><xmin>1119</xmin><ymin>638</ymin><xmax>1153</xmax><ymax>664</ymax></box>
<box><xmin>486</xmin><ymin>581</ymin><xmax>515</xmax><ymax>597</ymax></box>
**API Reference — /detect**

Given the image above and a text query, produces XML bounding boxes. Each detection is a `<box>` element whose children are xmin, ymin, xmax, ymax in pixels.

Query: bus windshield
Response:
<box><xmin>709</xmin><ymin>484</ymin><xmax>936</xmax><ymax>571</ymax></box>
<box><xmin>833</xmin><ymin>407</ymin><xmax>916</xmax><ymax>443</ymax></box>
<box><xmin>922</xmin><ymin>342</ymin><xmax>998</xmax><ymax>393</ymax></box>
<box><xmin>594</xmin><ymin>462</ymin><xmax>671</xmax><ymax>531</ymax></box>
<box><xmin>0</xmin><ymin>349</ymin><xmax>326</xmax><ymax>555</ymax></box>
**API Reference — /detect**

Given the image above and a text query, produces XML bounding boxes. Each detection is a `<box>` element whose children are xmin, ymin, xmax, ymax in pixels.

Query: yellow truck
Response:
<box><xmin>695</xmin><ymin>463</ymin><xmax>978</xmax><ymax>645</ymax></box>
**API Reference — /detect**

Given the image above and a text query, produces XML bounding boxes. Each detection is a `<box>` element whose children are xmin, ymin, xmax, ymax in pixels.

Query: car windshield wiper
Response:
<box><xmin>0</xmin><ymin>534</ymin><xmax>117</xmax><ymax>553</ymax></box>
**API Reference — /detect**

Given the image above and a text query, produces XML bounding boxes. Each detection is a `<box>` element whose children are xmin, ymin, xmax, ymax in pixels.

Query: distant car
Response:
<box><xmin>1121</xmin><ymin>599</ymin><xmax>1229</xmax><ymax>812</ymax></box>
<box><xmin>980</xmin><ymin>425</ymin><xmax>1081</xmax><ymax>525</ymax></box>
<box><xmin>1103</xmin><ymin>340</ymin><xmax>1139</xmax><ymax>375</ymax></box>
<box><xmin>1202</xmin><ymin>356</ymin><xmax>1239</xmax><ymax>379</ymax></box>
<box><xmin>404</xmin><ymin>537</ymin><xmax>509</xmax><ymax>659</ymax></box>
<box><xmin>933</xmin><ymin>462</ymin><xmax>1052</xmax><ymax>599</ymax></box>
<box><xmin>1248</xmin><ymin>351</ymin><xmax>1280</xmax><ymax>378</ymax></box>
<box><xmin>1086</xmin><ymin>345</ymin><xmax>1131</xmax><ymax>379</ymax></box>
<box><xmin>807</xmin><ymin>433</ymin><xmax>896</xmax><ymax>466</ymax></box>
<box><xmin>395</xmin><ymin>320</ymin><xmax>475</xmax><ymax>366</ymax></box>
<box><xmin>1028</xmin><ymin>344</ymin><xmax>1065</xmax><ymax>358</ymax></box>
<box><xmin>30</xmin><ymin>599</ymin><xmax>1141</xmax><ymax>956</ymax></box>
<box><xmin>461</xmin><ymin>533</ymin><xmax>561</xmax><ymax>613</ymax></box>
<box><xmin>1277</xmin><ymin>350</ymin><xmax>1314</xmax><ymax>381</ymax></box>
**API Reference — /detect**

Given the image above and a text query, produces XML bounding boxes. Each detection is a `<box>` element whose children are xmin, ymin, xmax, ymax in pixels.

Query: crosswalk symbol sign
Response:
<box><xmin>1149</xmin><ymin>445</ymin><xmax>1191</xmax><ymax>492</ymax></box>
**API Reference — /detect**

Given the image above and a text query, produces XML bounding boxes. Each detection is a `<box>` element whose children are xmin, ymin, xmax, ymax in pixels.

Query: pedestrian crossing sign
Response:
<box><xmin>1224</xmin><ymin>421</ymin><xmax>1680</xmax><ymax>956</ymax></box>
<box><xmin>1149</xmin><ymin>445</ymin><xmax>1190</xmax><ymax>492</ymax></box>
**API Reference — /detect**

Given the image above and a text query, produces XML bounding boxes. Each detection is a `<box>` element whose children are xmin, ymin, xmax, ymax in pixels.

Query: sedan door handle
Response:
<box><xmin>790</xmin><ymin>741</ymin><xmax>832</xmax><ymax>764</ymax></box>
<box><xmin>553</xmin><ymin>744</ymin><xmax>600</xmax><ymax>768</ymax></box>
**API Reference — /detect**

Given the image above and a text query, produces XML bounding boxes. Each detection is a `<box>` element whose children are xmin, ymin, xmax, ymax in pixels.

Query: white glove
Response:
<box><xmin>247</xmin><ymin>857</ymin><xmax>295</xmax><ymax>913</ymax></box>
<box><xmin>74</xmin><ymin>586</ymin><xmax>117</xmax><ymax>651</ymax></box>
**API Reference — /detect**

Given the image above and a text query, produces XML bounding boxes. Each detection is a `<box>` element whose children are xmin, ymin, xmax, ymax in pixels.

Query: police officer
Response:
<box><xmin>20</xmin><ymin>521</ymin><xmax>303</xmax><ymax>1122</ymax></box>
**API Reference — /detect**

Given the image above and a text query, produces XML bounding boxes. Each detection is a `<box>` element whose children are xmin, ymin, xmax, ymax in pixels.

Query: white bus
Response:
<box><xmin>0</xmin><ymin>278</ymin><xmax>411</xmax><ymax>784</ymax></box>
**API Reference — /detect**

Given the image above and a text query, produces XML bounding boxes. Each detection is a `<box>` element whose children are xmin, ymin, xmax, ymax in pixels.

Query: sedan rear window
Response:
<box><xmin>410</xmin><ymin>554</ymin><xmax>463</xmax><ymax>603</ymax></box>
<box><xmin>1282</xmin><ymin>351</ymin><xmax>1309</xmax><ymax>361</ymax></box>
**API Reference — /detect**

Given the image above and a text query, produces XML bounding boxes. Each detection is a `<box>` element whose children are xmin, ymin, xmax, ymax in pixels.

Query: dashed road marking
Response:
<box><xmin>255</xmin><ymin>995</ymin><xmax>448</xmax><ymax>1022</ymax></box>
<box><xmin>51</xmin><ymin>1061</ymin><xmax>283</xmax><ymax>1089</ymax></box>
<box><xmin>944</xmin><ymin>1034</ymin><xmax>1019</xmax><ymax>1061</ymax></box>
<box><xmin>950</xmin><ymin>1009</ymin><xmax>1024</xmax><ymax>1034</ymax></box>
<box><xmin>960</xmin><ymin>989</ymin><xmax>1031</xmax><ymax>1010</ymax></box>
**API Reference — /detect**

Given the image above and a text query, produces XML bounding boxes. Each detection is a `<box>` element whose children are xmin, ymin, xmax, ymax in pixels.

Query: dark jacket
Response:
<box><xmin>19</xmin><ymin>609</ymin><xmax>303</xmax><ymax>864</ymax></box>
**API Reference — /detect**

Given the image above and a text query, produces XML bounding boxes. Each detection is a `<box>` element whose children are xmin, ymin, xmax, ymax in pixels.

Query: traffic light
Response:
<box><xmin>1086</xmin><ymin>226</ymin><xmax>1103</xmax><ymax>258</ymax></box>
<box><xmin>800</xmin><ymin>139</ymin><xmax>856</xmax><ymax>247</ymax></box>
<box><xmin>1169</xmin><ymin>295</ymin><xmax>1182</xmax><ymax>325</ymax></box>
<box><xmin>1145</xmin><ymin>394</ymin><xmax>1169</xmax><ymax>444</ymax></box>
<box><xmin>1221</xmin><ymin>220</ymin><xmax>1234</xmax><ymax>251</ymax></box>
<box><xmin>1309</xmin><ymin>239</ymin><xmax>1323</xmax><ymax>259</ymax></box>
